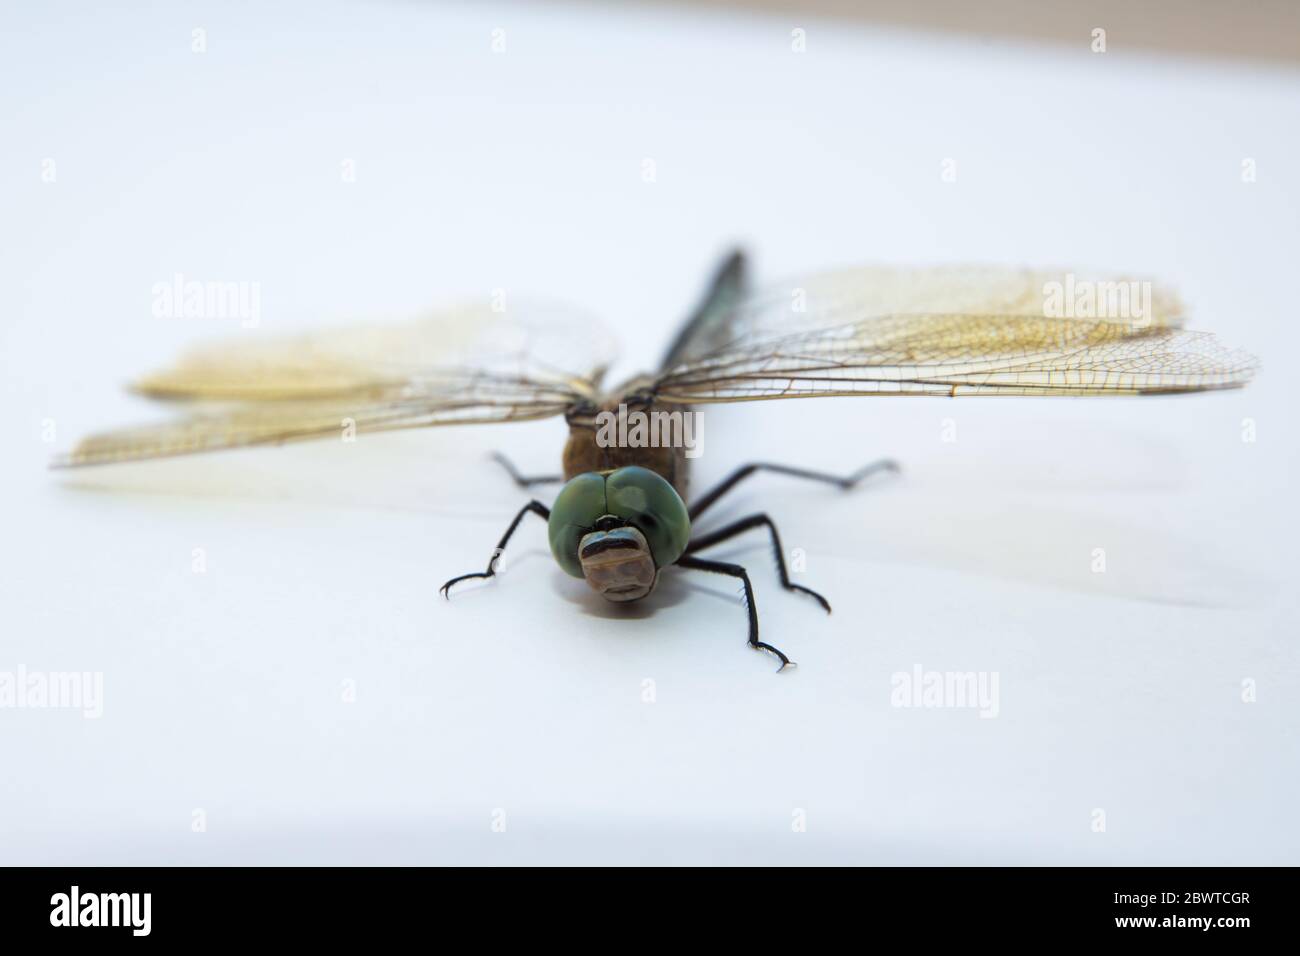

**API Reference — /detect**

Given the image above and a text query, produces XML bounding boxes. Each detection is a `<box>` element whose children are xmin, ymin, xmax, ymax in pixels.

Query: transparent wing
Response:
<box><xmin>658</xmin><ymin>263</ymin><xmax>1187</xmax><ymax>368</ymax></box>
<box><xmin>55</xmin><ymin>302</ymin><xmax>615</xmax><ymax>467</ymax></box>
<box><xmin>653</xmin><ymin>266</ymin><xmax>1256</xmax><ymax>400</ymax></box>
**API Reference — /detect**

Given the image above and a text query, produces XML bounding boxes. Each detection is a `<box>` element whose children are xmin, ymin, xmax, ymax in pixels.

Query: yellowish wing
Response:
<box><xmin>55</xmin><ymin>302</ymin><xmax>615</xmax><ymax>467</ymax></box>
<box><xmin>653</xmin><ymin>266</ymin><xmax>1255</xmax><ymax>400</ymax></box>
<box><xmin>656</xmin><ymin>263</ymin><xmax>1188</xmax><ymax>369</ymax></box>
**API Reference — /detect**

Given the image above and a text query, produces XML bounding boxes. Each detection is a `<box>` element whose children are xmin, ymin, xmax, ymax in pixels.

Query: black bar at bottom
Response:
<box><xmin>0</xmin><ymin>866</ymin><xmax>1279</xmax><ymax>942</ymax></box>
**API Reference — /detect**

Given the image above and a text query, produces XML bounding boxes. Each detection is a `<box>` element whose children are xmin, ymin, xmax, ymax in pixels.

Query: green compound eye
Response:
<box><xmin>547</xmin><ymin>468</ymin><xmax>693</xmax><ymax>578</ymax></box>
<box><xmin>605</xmin><ymin>466</ymin><xmax>691</xmax><ymax>569</ymax></box>
<box><xmin>548</xmin><ymin>472</ymin><xmax>608</xmax><ymax>577</ymax></box>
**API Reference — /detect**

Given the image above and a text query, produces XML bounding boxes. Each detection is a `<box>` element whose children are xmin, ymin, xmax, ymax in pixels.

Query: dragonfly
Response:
<box><xmin>55</xmin><ymin>251</ymin><xmax>1258</xmax><ymax>669</ymax></box>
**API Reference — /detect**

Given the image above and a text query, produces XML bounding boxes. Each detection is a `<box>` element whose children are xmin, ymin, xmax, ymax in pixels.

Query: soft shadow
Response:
<box><xmin>46</xmin><ymin>438</ymin><xmax>534</xmax><ymax>519</ymax></box>
<box><xmin>551</xmin><ymin>559</ymin><xmax>695</xmax><ymax>620</ymax></box>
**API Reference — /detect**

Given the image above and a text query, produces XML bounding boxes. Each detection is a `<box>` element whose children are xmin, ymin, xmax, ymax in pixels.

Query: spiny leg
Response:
<box><xmin>674</xmin><ymin>554</ymin><xmax>794</xmax><ymax>671</ymax></box>
<box><xmin>440</xmin><ymin>500</ymin><xmax>551</xmax><ymax>597</ymax></box>
<box><xmin>686</xmin><ymin>513</ymin><xmax>830</xmax><ymax>613</ymax></box>
<box><xmin>490</xmin><ymin>451</ymin><xmax>564</xmax><ymax>489</ymax></box>
<box><xmin>689</xmin><ymin>459</ymin><xmax>899</xmax><ymax>521</ymax></box>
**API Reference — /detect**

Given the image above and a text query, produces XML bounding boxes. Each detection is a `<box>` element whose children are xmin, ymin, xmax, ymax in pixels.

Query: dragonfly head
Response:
<box><xmin>548</xmin><ymin>466</ymin><xmax>691</xmax><ymax>603</ymax></box>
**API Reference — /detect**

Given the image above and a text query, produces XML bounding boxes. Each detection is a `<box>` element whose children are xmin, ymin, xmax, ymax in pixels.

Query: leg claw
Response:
<box><xmin>440</xmin><ymin>572</ymin><xmax>492</xmax><ymax>598</ymax></box>
<box><xmin>754</xmin><ymin>641</ymin><xmax>794</xmax><ymax>671</ymax></box>
<box><xmin>790</xmin><ymin>584</ymin><xmax>832</xmax><ymax>614</ymax></box>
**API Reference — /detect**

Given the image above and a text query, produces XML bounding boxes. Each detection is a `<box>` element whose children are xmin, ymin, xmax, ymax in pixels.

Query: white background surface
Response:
<box><xmin>2</xmin><ymin>0</ymin><xmax>1297</xmax><ymax>864</ymax></box>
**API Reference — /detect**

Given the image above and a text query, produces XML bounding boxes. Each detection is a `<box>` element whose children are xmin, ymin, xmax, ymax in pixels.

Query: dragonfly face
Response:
<box><xmin>547</xmin><ymin>466</ymin><xmax>691</xmax><ymax>602</ymax></box>
<box><xmin>577</xmin><ymin>525</ymin><xmax>657</xmax><ymax>601</ymax></box>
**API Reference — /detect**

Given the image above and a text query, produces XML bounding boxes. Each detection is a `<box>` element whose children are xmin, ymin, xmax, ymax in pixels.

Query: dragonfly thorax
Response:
<box><xmin>561</xmin><ymin>393</ymin><xmax>693</xmax><ymax>501</ymax></box>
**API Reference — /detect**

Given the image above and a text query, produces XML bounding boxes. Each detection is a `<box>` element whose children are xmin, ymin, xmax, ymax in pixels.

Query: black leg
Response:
<box><xmin>686</xmin><ymin>513</ymin><xmax>831</xmax><ymax>613</ymax></box>
<box><xmin>490</xmin><ymin>451</ymin><xmax>564</xmax><ymax>489</ymax></box>
<box><xmin>440</xmin><ymin>500</ymin><xmax>551</xmax><ymax>597</ymax></box>
<box><xmin>674</xmin><ymin>554</ymin><xmax>794</xmax><ymax>671</ymax></box>
<box><xmin>689</xmin><ymin>459</ymin><xmax>899</xmax><ymax>520</ymax></box>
